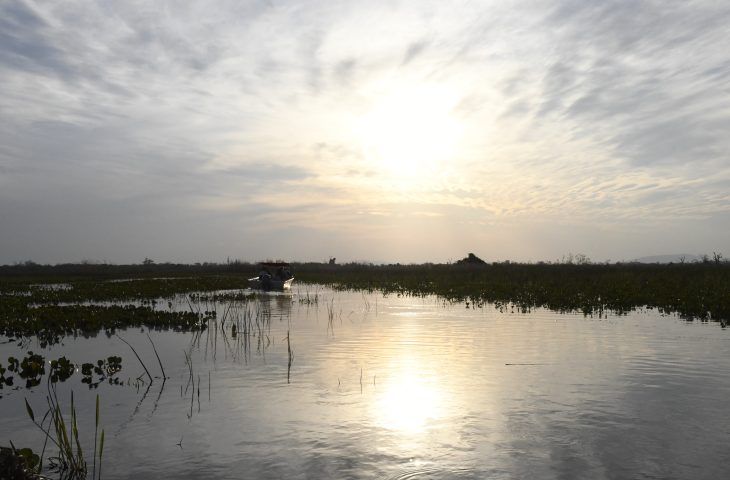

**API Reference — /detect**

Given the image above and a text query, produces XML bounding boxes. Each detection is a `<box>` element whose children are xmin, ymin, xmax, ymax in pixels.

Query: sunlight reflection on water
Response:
<box><xmin>1</xmin><ymin>287</ymin><xmax>730</xmax><ymax>479</ymax></box>
<box><xmin>373</xmin><ymin>358</ymin><xmax>447</xmax><ymax>434</ymax></box>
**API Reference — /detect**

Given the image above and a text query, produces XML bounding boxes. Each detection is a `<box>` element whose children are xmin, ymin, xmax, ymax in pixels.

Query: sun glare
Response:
<box><xmin>357</xmin><ymin>84</ymin><xmax>462</xmax><ymax>185</ymax></box>
<box><xmin>374</xmin><ymin>367</ymin><xmax>446</xmax><ymax>433</ymax></box>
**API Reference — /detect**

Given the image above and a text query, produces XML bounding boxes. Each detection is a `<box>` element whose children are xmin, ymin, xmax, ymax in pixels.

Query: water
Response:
<box><xmin>2</xmin><ymin>287</ymin><xmax>729</xmax><ymax>479</ymax></box>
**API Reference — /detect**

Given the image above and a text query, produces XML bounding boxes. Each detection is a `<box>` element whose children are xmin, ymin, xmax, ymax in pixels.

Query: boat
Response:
<box><xmin>248</xmin><ymin>262</ymin><xmax>295</xmax><ymax>291</ymax></box>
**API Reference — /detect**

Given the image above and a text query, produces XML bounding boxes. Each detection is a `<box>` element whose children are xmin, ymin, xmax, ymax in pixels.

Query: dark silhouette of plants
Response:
<box><xmin>48</xmin><ymin>357</ymin><xmax>74</xmax><ymax>383</ymax></box>
<box><xmin>81</xmin><ymin>356</ymin><xmax>123</xmax><ymax>388</ymax></box>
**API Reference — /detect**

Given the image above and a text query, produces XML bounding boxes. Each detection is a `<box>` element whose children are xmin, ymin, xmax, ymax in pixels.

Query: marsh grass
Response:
<box><xmin>297</xmin><ymin>286</ymin><xmax>320</xmax><ymax>305</ymax></box>
<box><xmin>24</xmin><ymin>389</ymin><xmax>104</xmax><ymax>479</ymax></box>
<box><xmin>295</xmin><ymin>262</ymin><xmax>730</xmax><ymax>323</ymax></box>
<box><xmin>3</xmin><ymin>260</ymin><xmax>729</xmax><ymax>342</ymax></box>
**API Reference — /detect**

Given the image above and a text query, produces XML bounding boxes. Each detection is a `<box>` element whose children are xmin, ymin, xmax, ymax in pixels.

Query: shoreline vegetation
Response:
<box><xmin>1</xmin><ymin>257</ymin><xmax>729</xmax><ymax>339</ymax></box>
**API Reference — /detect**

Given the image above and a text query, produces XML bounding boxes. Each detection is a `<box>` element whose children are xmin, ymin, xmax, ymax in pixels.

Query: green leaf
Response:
<box><xmin>24</xmin><ymin>398</ymin><xmax>35</xmax><ymax>422</ymax></box>
<box><xmin>18</xmin><ymin>448</ymin><xmax>40</xmax><ymax>471</ymax></box>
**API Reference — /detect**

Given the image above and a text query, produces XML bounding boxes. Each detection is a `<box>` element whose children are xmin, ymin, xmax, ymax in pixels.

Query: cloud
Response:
<box><xmin>0</xmin><ymin>1</ymin><xmax>81</xmax><ymax>81</ymax></box>
<box><xmin>0</xmin><ymin>0</ymin><xmax>729</xmax><ymax>263</ymax></box>
<box><xmin>402</xmin><ymin>40</ymin><xmax>430</xmax><ymax>65</ymax></box>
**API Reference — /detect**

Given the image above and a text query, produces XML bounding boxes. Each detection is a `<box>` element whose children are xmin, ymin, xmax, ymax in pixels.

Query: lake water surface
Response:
<box><xmin>2</xmin><ymin>286</ymin><xmax>730</xmax><ymax>479</ymax></box>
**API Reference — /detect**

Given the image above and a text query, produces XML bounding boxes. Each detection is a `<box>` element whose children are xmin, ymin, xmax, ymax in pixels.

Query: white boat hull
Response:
<box><xmin>248</xmin><ymin>276</ymin><xmax>294</xmax><ymax>291</ymax></box>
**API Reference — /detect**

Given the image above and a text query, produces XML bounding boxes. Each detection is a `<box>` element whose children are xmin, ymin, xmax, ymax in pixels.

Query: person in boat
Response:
<box><xmin>276</xmin><ymin>266</ymin><xmax>285</xmax><ymax>280</ymax></box>
<box><xmin>259</xmin><ymin>267</ymin><xmax>271</xmax><ymax>281</ymax></box>
<box><xmin>259</xmin><ymin>267</ymin><xmax>272</xmax><ymax>289</ymax></box>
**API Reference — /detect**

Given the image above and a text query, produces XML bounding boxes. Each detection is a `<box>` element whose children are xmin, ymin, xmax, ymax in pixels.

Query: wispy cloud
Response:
<box><xmin>1</xmin><ymin>0</ymin><xmax>729</xmax><ymax>263</ymax></box>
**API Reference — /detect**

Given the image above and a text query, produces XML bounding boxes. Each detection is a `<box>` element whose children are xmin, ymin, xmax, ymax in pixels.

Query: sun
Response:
<box><xmin>356</xmin><ymin>84</ymin><xmax>463</xmax><ymax>184</ymax></box>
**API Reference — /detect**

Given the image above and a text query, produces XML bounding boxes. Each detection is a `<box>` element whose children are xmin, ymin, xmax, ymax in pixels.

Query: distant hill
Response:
<box><xmin>633</xmin><ymin>254</ymin><xmax>700</xmax><ymax>264</ymax></box>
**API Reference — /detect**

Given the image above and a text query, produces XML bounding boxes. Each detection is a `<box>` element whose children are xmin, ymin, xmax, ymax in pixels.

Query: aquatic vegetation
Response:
<box><xmin>295</xmin><ymin>261</ymin><xmax>730</xmax><ymax>322</ymax></box>
<box><xmin>1</xmin><ymin>260</ymin><xmax>729</xmax><ymax>329</ymax></box>
<box><xmin>146</xmin><ymin>333</ymin><xmax>166</xmax><ymax>380</ymax></box>
<box><xmin>0</xmin><ymin>445</ymin><xmax>40</xmax><ymax>479</ymax></box>
<box><xmin>1</xmin><ymin>273</ymin><xmax>253</xmax><ymax>305</ymax></box>
<box><xmin>25</xmin><ymin>391</ymin><xmax>105</xmax><ymax>479</ymax></box>
<box><xmin>48</xmin><ymin>357</ymin><xmax>75</xmax><ymax>384</ymax></box>
<box><xmin>0</xmin><ymin>365</ymin><xmax>12</xmax><ymax>389</ymax></box>
<box><xmin>0</xmin><ymin>274</ymin><xmax>727</xmax><ymax>478</ymax></box>
<box><xmin>1</xmin><ymin>352</ymin><xmax>46</xmax><ymax>388</ymax></box>
<box><xmin>0</xmin><ymin>304</ymin><xmax>204</xmax><ymax>347</ymax></box>
<box><xmin>116</xmin><ymin>335</ymin><xmax>154</xmax><ymax>384</ymax></box>
<box><xmin>80</xmin><ymin>357</ymin><xmax>123</xmax><ymax>388</ymax></box>
<box><xmin>286</xmin><ymin>330</ymin><xmax>293</xmax><ymax>384</ymax></box>
<box><xmin>192</xmin><ymin>291</ymin><xmax>259</xmax><ymax>303</ymax></box>
<box><xmin>296</xmin><ymin>286</ymin><xmax>320</xmax><ymax>305</ymax></box>
<box><xmin>0</xmin><ymin>273</ymin><xmax>244</xmax><ymax>347</ymax></box>
<box><xmin>1</xmin><ymin>353</ymin><xmax>123</xmax><ymax>392</ymax></box>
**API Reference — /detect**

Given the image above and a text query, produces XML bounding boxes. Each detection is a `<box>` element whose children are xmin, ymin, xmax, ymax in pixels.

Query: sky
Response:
<box><xmin>1</xmin><ymin>0</ymin><xmax>729</xmax><ymax>264</ymax></box>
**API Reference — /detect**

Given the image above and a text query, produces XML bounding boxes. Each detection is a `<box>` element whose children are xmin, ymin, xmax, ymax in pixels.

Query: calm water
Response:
<box><xmin>2</xmin><ymin>287</ymin><xmax>730</xmax><ymax>479</ymax></box>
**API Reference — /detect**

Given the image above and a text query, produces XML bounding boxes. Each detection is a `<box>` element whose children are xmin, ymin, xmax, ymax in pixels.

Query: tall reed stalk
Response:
<box><xmin>25</xmin><ymin>389</ymin><xmax>105</xmax><ymax>479</ymax></box>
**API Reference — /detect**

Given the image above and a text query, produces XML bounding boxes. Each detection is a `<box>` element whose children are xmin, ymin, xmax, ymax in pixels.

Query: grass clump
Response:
<box><xmin>24</xmin><ymin>391</ymin><xmax>105</xmax><ymax>480</ymax></box>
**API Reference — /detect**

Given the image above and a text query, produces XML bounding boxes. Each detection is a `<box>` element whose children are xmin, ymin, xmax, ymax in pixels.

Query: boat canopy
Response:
<box><xmin>259</xmin><ymin>262</ymin><xmax>290</xmax><ymax>268</ymax></box>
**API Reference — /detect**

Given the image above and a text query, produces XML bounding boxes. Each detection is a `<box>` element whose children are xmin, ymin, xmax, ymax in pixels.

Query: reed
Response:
<box><xmin>286</xmin><ymin>330</ymin><xmax>293</xmax><ymax>384</ymax></box>
<box><xmin>92</xmin><ymin>394</ymin><xmax>99</xmax><ymax>479</ymax></box>
<box><xmin>116</xmin><ymin>335</ymin><xmax>153</xmax><ymax>383</ymax></box>
<box><xmin>361</xmin><ymin>292</ymin><xmax>370</xmax><ymax>312</ymax></box>
<box><xmin>98</xmin><ymin>430</ymin><xmax>104</xmax><ymax>480</ymax></box>
<box><xmin>24</xmin><ymin>389</ymin><xmax>105</xmax><ymax>479</ymax></box>
<box><xmin>183</xmin><ymin>351</ymin><xmax>194</xmax><ymax>394</ymax></box>
<box><xmin>326</xmin><ymin>298</ymin><xmax>335</xmax><ymax>334</ymax></box>
<box><xmin>146</xmin><ymin>333</ymin><xmax>166</xmax><ymax>380</ymax></box>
